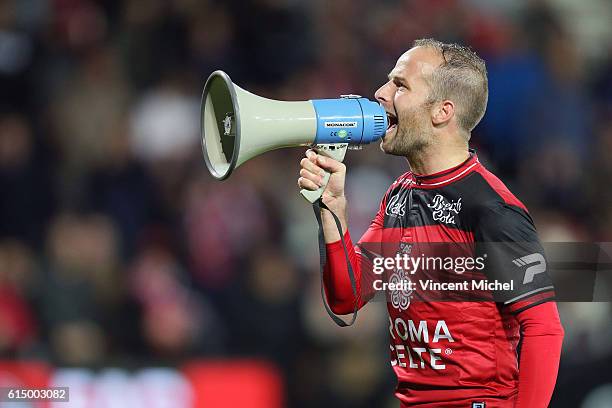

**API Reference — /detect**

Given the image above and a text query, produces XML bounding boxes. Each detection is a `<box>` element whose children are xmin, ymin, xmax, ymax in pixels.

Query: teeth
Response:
<box><xmin>386</xmin><ymin>113</ymin><xmax>397</xmax><ymax>129</ymax></box>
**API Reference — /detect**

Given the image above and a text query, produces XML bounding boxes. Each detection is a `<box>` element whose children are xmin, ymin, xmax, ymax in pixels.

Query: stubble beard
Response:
<box><xmin>381</xmin><ymin>102</ymin><xmax>433</xmax><ymax>159</ymax></box>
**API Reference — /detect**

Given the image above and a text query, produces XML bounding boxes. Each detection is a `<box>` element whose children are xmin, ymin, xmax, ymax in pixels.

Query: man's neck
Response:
<box><xmin>406</xmin><ymin>143</ymin><xmax>470</xmax><ymax>176</ymax></box>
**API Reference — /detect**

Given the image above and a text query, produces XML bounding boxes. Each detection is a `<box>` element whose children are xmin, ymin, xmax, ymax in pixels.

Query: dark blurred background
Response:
<box><xmin>0</xmin><ymin>0</ymin><xmax>611</xmax><ymax>407</ymax></box>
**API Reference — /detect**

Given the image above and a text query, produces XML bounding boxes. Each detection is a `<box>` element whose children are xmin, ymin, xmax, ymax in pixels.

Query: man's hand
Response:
<box><xmin>298</xmin><ymin>149</ymin><xmax>348</xmax><ymax>242</ymax></box>
<box><xmin>298</xmin><ymin>149</ymin><xmax>346</xmax><ymax>210</ymax></box>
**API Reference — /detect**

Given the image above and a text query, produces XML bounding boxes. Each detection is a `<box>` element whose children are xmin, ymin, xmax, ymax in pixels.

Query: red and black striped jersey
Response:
<box><xmin>325</xmin><ymin>151</ymin><xmax>557</xmax><ymax>407</ymax></box>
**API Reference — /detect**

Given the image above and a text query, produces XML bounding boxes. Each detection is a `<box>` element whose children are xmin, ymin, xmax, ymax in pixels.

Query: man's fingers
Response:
<box><xmin>298</xmin><ymin>176</ymin><xmax>320</xmax><ymax>191</ymax></box>
<box><xmin>306</xmin><ymin>149</ymin><xmax>317</xmax><ymax>162</ymax></box>
<box><xmin>316</xmin><ymin>154</ymin><xmax>346</xmax><ymax>173</ymax></box>
<box><xmin>300</xmin><ymin>157</ymin><xmax>325</xmax><ymax>177</ymax></box>
<box><xmin>299</xmin><ymin>149</ymin><xmax>344</xmax><ymax>194</ymax></box>
<box><xmin>300</xmin><ymin>168</ymin><xmax>323</xmax><ymax>186</ymax></box>
<box><xmin>301</xmin><ymin>152</ymin><xmax>345</xmax><ymax>175</ymax></box>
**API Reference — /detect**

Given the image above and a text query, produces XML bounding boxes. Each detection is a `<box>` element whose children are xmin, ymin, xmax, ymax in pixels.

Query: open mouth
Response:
<box><xmin>386</xmin><ymin>112</ymin><xmax>398</xmax><ymax>132</ymax></box>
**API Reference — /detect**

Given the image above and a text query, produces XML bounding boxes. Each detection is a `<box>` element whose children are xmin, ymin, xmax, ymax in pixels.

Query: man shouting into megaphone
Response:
<box><xmin>298</xmin><ymin>39</ymin><xmax>564</xmax><ymax>408</ymax></box>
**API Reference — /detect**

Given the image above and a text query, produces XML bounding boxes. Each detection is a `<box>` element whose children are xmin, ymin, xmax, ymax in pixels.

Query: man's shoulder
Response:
<box><xmin>389</xmin><ymin>171</ymin><xmax>412</xmax><ymax>188</ymax></box>
<box><xmin>458</xmin><ymin>162</ymin><xmax>528</xmax><ymax>215</ymax></box>
<box><xmin>380</xmin><ymin>171</ymin><xmax>412</xmax><ymax>204</ymax></box>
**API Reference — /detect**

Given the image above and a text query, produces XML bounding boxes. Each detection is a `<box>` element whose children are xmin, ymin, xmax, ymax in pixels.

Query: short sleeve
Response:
<box><xmin>474</xmin><ymin>202</ymin><xmax>556</xmax><ymax>314</ymax></box>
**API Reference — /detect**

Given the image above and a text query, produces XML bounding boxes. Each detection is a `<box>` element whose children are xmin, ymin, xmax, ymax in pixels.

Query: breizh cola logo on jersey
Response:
<box><xmin>427</xmin><ymin>194</ymin><xmax>462</xmax><ymax>224</ymax></box>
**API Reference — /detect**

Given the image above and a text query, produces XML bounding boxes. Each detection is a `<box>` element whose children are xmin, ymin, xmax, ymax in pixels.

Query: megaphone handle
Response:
<box><xmin>300</xmin><ymin>143</ymin><xmax>348</xmax><ymax>203</ymax></box>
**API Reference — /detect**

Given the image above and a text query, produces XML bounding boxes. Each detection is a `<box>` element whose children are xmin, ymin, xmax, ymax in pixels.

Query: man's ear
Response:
<box><xmin>431</xmin><ymin>100</ymin><xmax>454</xmax><ymax>126</ymax></box>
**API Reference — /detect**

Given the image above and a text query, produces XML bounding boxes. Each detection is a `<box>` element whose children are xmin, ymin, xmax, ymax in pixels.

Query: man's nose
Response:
<box><xmin>375</xmin><ymin>82</ymin><xmax>392</xmax><ymax>105</ymax></box>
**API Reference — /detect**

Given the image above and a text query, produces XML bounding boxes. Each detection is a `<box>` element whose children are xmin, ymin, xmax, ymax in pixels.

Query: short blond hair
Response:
<box><xmin>413</xmin><ymin>38</ymin><xmax>488</xmax><ymax>133</ymax></box>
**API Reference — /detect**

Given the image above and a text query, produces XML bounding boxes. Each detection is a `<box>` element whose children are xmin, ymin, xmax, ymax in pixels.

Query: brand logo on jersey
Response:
<box><xmin>427</xmin><ymin>194</ymin><xmax>462</xmax><ymax>224</ymax></box>
<box><xmin>385</xmin><ymin>193</ymin><xmax>406</xmax><ymax>217</ymax></box>
<box><xmin>472</xmin><ymin>403</ymin><xmax>486</xmax><ymax>408</ymax></box>
<box><xmin>389</xmin><ymin>243</ymin><xmax>413</xmax><ymax>310</ymax></box>
<box><xmin>512</xmin><ymin>253</ymin><xmax>547</xmax><ymax>284</ymax></box>
<box><xmin>389</xmin><ymin>269</ymin><xmax>412</xmax><ymax>311</ymax></box>
<box><xmin>389</xmin><ymin>317</ymin><xmax>455</xmax><ymax>370</ymax></box>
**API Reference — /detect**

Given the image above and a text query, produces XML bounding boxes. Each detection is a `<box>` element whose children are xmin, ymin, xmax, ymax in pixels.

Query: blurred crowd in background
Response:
<box><xmin>0</xmin><ymin>0</ymin><xmax>611</xmax><ymax>407</ymax></box>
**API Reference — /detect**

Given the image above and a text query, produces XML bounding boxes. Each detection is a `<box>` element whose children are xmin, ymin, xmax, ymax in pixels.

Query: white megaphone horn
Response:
<box><xmin>200</xmin><ymin>70</ymin><xmax>388</xmax><ymax>202</ymax></box>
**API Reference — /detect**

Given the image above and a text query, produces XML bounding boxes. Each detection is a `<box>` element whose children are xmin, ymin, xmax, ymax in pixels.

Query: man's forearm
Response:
<box><xmin>321</xmin><ymin>197</ymin><xmax>348</xmax><ymax>243</ymax></box>
<box><xmin>515</xmin><ymin>302</ymin><xmax>564</xmax><ymax>408</ymax></box>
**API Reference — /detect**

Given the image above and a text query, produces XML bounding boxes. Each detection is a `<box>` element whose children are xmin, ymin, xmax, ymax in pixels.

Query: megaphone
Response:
<box><xmin>201</xmin><ymin>70</ymin><xmax>388</xmax><ymax>202</ymax></box>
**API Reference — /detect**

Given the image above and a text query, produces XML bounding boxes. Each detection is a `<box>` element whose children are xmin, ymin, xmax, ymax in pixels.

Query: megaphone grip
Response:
<box><xmin>301</xmin><ymin>172</ymin><xmax>330</xmax><ymax>203</ymax></box>
<box><xmin>300</xmin><ymin>143</ymin><xmax>348</xmax><ymax>203</ymax></box>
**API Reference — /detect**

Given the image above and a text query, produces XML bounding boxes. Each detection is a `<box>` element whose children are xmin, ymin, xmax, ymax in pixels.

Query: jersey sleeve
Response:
<box><xmin>474</xmin><ymin>201</ymin><xmax>556</xmax><ymax>314</ymax></box>
<box><xmin>353</xmin><ymin>193</ymin><xmax>386</xmax><ymax>303</ymax></box>
<box><xmin>322</xmin><ymin>185</ymin><xmax>388</xmax><ymax>314</ymax></box>
<box><xmin>514</xmin><ymin>301</ymin><xmax>564</xmax><ymax>408</ymax></box>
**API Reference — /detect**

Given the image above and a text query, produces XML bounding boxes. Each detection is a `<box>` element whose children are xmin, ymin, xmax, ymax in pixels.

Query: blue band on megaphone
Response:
<box><xmin>311</xmin><ymin>98</ymin><xmax>387</xmax><ymax>145</ymax></box>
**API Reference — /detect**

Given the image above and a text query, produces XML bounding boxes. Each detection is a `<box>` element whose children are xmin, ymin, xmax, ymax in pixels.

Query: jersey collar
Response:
<box><xmin>410</xmin><ymin>149</ymin><xmax>480</xmax><ymax>187</ymax></box>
